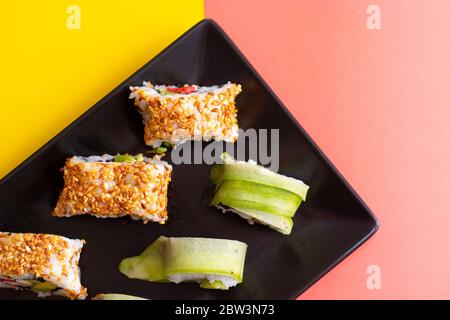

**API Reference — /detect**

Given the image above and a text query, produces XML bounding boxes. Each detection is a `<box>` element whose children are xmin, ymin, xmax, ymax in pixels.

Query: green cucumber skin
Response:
<box><xmin>31</xmin><ymin>281</ymin><xmax>57</xmax><ymax>292</ymax></box>
<box><xmin>31</xmin><ymin>282</ymin><xmax>58</xmax><ymax>292</ymax></box>
<box><xmin>211</xmin><ymin>180</ymin><xmax>302</xmax><ymax>217</ymax></box>
<box><xmin>114</xmin><ymin>155</ymin><xmax>135</xmax><ymax>162</ymax></box>
<box><xmin>215</xmin><ymin>155</ymin><xmax>309</xmax><ymax>200</ymax></box>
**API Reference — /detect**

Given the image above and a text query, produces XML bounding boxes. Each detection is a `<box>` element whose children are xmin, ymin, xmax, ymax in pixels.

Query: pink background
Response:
<box><xmin>206</xmin><ymin>0</ymin><xmax>450</xmax><ymax>299</ymax></box>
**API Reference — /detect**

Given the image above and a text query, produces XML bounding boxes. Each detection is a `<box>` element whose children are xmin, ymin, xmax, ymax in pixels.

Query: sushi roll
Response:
<box><xmin>53</xmin><ymin>154</ymin><xmax>172</xmax><ymax>224</ymax></box>
<box><xmin>210</xmin><ymin>153</ymin><xmax>309</xmax><ymax>235</ymax></box>
<box><xmin>129</xmin><ymin>82</ymin><xmax>242</xmax><ymax>147</ymax></box>
<box><xmin>119</xmin><ymin>236</ymin><xmax>247</xmax><ymax>290</ymax></box>
<box><xmin>0</xmin><ymin>232</ymin><xmax>87</xmax><ymax>299</ymax></box>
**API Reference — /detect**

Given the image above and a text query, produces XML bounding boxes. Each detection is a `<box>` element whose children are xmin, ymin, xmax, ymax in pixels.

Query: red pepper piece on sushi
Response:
<box><xmin>166</xmin><ymin>85</ymin><xmax>197</xmax><ymax>94</ymax></box>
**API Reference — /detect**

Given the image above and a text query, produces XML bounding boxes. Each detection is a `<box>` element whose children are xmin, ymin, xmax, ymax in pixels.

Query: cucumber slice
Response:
<box><xmin>93</xmin><ymin>294</ymin><xmax>148</xmax><ymax>300</ymax></box>
<box><xmin>214</xmin><ymin>153</ymin><xmax>309</xmax><ymax>200</ymax></box>
<box><xmin>211</xmin><ymin>180</ymin><xmax>302</xmax><ymax>217</ymax></box>
<box><xmin>153</xmin><ymin>147</ymin><xmax>167</xmax><ymax>154</ymax></box>
<box><xmin>219</xmin><ymin>206</ymin><xmax>294</xmax><ymax>235</ymax></box>
<box><xmin>119</xmin><ymin>236</ymin><xmax>247</xmax><ymax>290</ymax></box>
<box><xmin>119</xmin><ymin>236</ymin><xmax>167</xmax><ymax>282</ymax></box>
<box><xmin>158</xmin><ymin>88</ymin><xmax>176</xmax><ymax>96</ymax></box>
<box><xmin>114</xmin><ymin>154</ymin><xmax>135</xmax><ymax>162</ymax></box>
<box><xmin>31</xmin><ymin>281</ymin><xmax>57</xmax><ymax>292</ymax></box>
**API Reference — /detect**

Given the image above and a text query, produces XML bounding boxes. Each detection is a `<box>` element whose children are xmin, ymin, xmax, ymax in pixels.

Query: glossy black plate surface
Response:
<box><xmin>0</xmin><ymin>19</ymin><xmax>378</xmax><ymax>300</ymax></box>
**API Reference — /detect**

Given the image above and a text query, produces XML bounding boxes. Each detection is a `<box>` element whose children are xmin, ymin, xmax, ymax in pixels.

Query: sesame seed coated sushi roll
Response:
<box><xmin>129</xmin><ymin>82</ymin><xmax>242</xmax><ymax>147</ymax></box>
<box><xmin>0</xmin><ymin>232</ymin><xmax>87</xmax><ymax>299</ymax></box>
<box><xmin>53</xmin><ymin>154</ymin><xmax>172</xmax><ymax>224</ymax></box>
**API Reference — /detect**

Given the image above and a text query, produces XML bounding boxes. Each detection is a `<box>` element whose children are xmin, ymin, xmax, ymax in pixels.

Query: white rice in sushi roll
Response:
<box><xmin>0</xmin><ymin>232</ymin><xmax>87</xmax><ymax>299</ymax></box>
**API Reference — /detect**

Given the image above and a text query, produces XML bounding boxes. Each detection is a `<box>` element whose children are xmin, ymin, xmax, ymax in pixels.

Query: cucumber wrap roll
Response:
<box><xmin>53</xmin><ymin>154</ymin><xmax>172</xmax><ymax>224</ymax></box>
<box><xmin>129</xmin><ymin>82</ymin><xmax>241</xmax><ymax>147</ymax></box>
<box><xmin>119</xmin><ymin>236</ymin><xmax>247</xmax><ymax>290</ymax></box>
<box><xmin>210</xmin><ymin>153</ymin><xmax>309</xmax><ymax>235</ymax></box>
<box><xmin>0</xmin><ymin>232</ymin><xmax>87</xmax><ymax>299</ymax></box>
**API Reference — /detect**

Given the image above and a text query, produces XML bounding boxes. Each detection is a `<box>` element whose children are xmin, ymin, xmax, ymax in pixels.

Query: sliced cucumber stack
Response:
<box><xmin>211</xmin><ymin>180</ymin><xmax>302</xmax><ymax>217</ymax></box>
<box><xmin>119</xmin><ymin>236</ymin><xmax>247</xmax><ymax>290</ymax></box>
<box><xmin>210</xmin><ymin>153</ymin><xmax>309</xmax><ymax>235</ymax></box>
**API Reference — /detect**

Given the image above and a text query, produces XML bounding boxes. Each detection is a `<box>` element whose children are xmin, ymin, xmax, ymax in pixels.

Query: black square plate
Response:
<box><xmin>0</xmin><ymin>19</ymin><xmax>378</xmax><ymax>300</ymax></box>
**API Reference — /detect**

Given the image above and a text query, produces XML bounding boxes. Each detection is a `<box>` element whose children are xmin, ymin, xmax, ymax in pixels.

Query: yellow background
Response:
<box><xmin>0</xmin><ymin>1</ymin><xmax>204</xmax><ymax>178</ymax></box>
